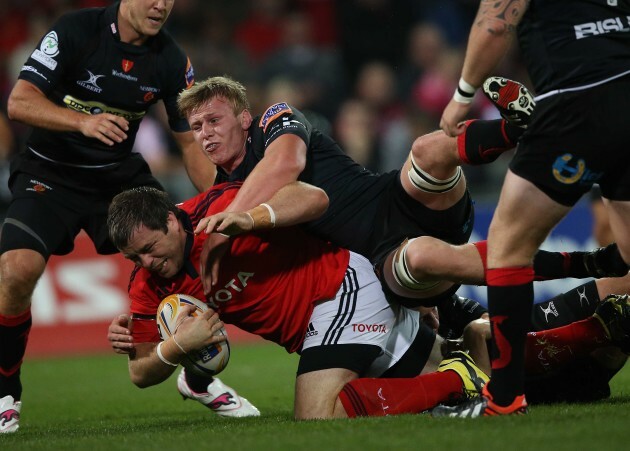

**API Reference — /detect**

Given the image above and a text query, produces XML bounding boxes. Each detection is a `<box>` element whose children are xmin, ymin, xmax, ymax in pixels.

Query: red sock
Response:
<box><xmin>524</xmin><ymin>317</ymin><xmax>608</xmax><ymax>375</ymax></box>
<box><xmin>473</xmin><ymin>240</ymin><xmax>488</xmax><ymax>281</ymax></box>
<box><xmin>338</xmin><ymin>371</ymin><xmax>462</xmax><ymax>417</ymax></box>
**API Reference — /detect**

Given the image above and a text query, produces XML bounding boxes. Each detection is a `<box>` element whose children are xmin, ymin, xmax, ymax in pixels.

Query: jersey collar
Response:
<box><xmin>104</xmin><ymin>1</ymin><xmax>122</xmax><ymax>42</ymax></box>
<box><xmin>178</xmin><ymin>210</ymin><xmax>199</xmax><ymax>279</ymax></box>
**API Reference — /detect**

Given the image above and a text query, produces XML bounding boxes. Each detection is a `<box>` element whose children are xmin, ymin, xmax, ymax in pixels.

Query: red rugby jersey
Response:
<box><xmin>129</xmin><ymin>182</ymin><xmax>350</xmax><ymax>352</ymax></box>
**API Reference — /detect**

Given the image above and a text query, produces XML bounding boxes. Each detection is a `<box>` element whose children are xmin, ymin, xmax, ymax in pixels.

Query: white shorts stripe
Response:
<box><xmin>323</xmin><ymin>267</ymin><xmax>359</xmax><ymax>345</ymax></box>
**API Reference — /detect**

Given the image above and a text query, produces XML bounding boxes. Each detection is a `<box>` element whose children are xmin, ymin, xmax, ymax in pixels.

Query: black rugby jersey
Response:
<box><xmin>214</xmin><ymin>103</ymin><xmax>395</xmax><ymax>255</ymax></box>
<box><xmin>518</xmin><ymin>0</ymin><xmax>630</xmax><ymax>95</ymax></box>
<box><xmin>17</xmin><ymin>2</ymin><xmax>194</xmax><ymax>168</ymax></box>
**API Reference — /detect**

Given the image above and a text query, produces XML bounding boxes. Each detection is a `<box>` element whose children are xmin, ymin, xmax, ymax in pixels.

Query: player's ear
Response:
<box><xmin>167</xmin><ymin>211</ymin><xmax>180</xmax><ymax>231</ymax></box>
<box><xmin>240</xmin><ymin>109</ymin><xmax>253</xmax><ymax>130</ymax></box>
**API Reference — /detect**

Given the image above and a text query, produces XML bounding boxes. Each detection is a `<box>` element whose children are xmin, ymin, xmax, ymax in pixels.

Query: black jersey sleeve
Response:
<box><xmin>157</xmin><ymin>31</ymin><xmax>195</xmax><ymax>133</ymax></box>
<box><xmin>18</xmin><ymin>10</ymin><xmax>94</xmax><ymax>95</ymax></box>
<box><xmin>256</xmin><ymin>103</ymin><xmax>312</xmax><ymax>157</ymax></box>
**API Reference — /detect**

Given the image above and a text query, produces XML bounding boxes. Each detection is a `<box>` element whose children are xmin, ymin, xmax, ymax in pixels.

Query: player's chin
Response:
<box><xmin>143</xmin><ymin>22</ymin><xmax>163</xmax><ymax>35</ymax></box>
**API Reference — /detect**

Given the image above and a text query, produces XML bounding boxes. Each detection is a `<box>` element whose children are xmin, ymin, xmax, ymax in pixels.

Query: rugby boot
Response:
<box><xmin>437</xmin><ymin>350</ymin><xmax>489</xmax><ymax>399</ymax></box>
<box><xmin>593</xmin><ymin>294</ymin><xmax>630</xmax><ymax>353</ymax></box>
<box><xmin>482</xmin><ymin>77</ymin><xmax>536</xmax><ymax>127</ymax></box>
<box><xmin>0</xmin><ymin>395</ymin><xmax>21</xmax><ymax>433</ymax></box>
<box><xmin>432</xmin><ymin>385</ymin><xmax>528</xmax><ymax>418</ymax></box>
<box><xmin>177</xmin><ymin>368</ymin><xmax>260</xmax><ymax>417</ymax></box>
<box><xmin>582</xmin><ymin>243</ymin><xmax>629</xmax><ymax>278</ymax></box>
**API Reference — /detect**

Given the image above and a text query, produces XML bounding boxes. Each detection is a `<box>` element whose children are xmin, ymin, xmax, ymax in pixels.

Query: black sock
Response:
<box><xmin>532</xmin><ymin>249</ymin><xmax>569</xmax><ymax>280</ymax></box>
<box><xmin>460</xmin><ymin>119</ymin><xmax>522</xmax><ymax>165</ymax></box>
<box><xmin>0</xmin><ymin>312</ymin><xmax>32</xmax><ymax>401</ymax></box>
<box><xmin>530</xmin><ymin>280</ymin><xmax>600</xmax><ymax>331</ymax></box>
<box><xmin>185</xmin><ymin>370</ymin><xmax>215</xmax><ymax>393</ymax></box>
<box><xmin>534</xmin><ymin>244</ymin><xmax>629</xmax><ymax>280</ymax></box>
<box><xmin>487</xmin><ymin>282</ymin><xmax>533</xmax><ymax>406</ymax></box>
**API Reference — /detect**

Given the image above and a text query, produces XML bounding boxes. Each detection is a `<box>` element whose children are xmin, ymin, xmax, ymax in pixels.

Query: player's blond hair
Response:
<box><xmin>178</xmin><ymin>76</ymin><xmax>250</xmax><ymax>119</ymax></box>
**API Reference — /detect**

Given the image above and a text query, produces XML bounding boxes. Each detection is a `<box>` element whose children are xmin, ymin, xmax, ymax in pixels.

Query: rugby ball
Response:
<box><xmin>156</xmin><ymin>294</ymin><xmax>230</xmax><ymax>376</ymax></box>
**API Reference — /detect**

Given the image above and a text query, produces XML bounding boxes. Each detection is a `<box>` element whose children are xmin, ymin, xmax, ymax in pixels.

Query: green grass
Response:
<box><xmin>3</xmin><ymin>343</ymin><xmax>630</xmax><ymax>450</ymax></box>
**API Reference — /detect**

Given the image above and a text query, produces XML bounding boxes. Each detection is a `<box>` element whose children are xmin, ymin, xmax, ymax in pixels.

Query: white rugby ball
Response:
<box><xmin>156</xmin><ymin>293</ymin><xmax>230</xmax><ymax>376</ymax></box>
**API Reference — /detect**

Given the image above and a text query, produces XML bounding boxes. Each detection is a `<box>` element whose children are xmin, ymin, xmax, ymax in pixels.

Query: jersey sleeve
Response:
<box><xmin>18</xmin><ymin>12</ymin><xmax>87</xmax><ymax>95</ymax></box>
<box><xmin>257</xmin><ymin>103</ymin><xmax>311</xmax><ymax>152</ymax></box>
<box><xmin>161</xmin><ymin>42</ymin><xmax>195</xmax><ymax>133</ymax></box>
<box><xmin>128</xmin><ymin>269</ymin><xmax>162</xmax><ymax>343</ymax></box>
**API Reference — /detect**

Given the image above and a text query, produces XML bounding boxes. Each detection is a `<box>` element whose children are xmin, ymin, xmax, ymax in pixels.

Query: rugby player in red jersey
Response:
<box><xmin>107</xmin><ymin>181</ymin><xmax>492</xmax><ymax>419</ymax></box>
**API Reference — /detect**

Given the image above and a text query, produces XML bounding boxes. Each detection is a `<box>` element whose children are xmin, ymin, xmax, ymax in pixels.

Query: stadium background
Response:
<box><xmin>0</xmin><ymin>0</ymin><xmax>598</xmax><ymax>357</ymax></box>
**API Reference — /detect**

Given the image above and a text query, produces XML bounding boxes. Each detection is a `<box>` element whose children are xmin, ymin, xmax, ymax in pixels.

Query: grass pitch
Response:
<box><xmin>3</xmin><ymin>343</ymin><xmax>630</xmax><ymax>450</ymax></box>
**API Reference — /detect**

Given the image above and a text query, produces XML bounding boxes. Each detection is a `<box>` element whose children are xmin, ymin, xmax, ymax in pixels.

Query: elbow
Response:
<box><xmin>312</xmin><ymin>188</ymin><xmax>329</xmax><ymax>217</ymax></box>
<box><xmin>129</xmin><ymin>371</ymin><xmax>158</xmax><ymax>389</ymax></box>
<box><xmin>6</xmin><ymin>93</ymin><xmax>19</xmax><ymax>122</ymax></box>
<box><xmin>317</xmin><ymin>189</ymin><xmax>329</xmax><ymax>213</ymax></box>
<box><xmin>131</xmin><ymin>378</ymin><xmax>153</xmax><ymax>389</ymax></box>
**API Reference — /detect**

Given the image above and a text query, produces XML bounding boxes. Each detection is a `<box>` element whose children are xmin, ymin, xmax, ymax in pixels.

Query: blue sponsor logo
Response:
<box><xmin>551</xmin><ymin>153</ymin><xmax>602</xmax><ymax>185</ymax></box>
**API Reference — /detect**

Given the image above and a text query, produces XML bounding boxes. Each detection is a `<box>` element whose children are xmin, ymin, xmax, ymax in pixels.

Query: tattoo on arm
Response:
<box><xmin>475</xmin><ymin>0</ymin><xmax>530</xmax><ymax>37</ymax></box>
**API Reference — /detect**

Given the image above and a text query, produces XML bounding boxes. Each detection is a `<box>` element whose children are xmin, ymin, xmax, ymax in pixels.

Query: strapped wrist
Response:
<box><xmin>156</xmin><ymin>341</ymin><xmax>178</xmax><ymax>367</ymax></box>
<box><xmin>246</xmin><ymin>203</ymin><xmax>276</xmax><ymax>229</ymax></box>
<box><xmin>453</xmin><ymin>77</ymin><xmax>476</xmax><ymax>104</ymax></box>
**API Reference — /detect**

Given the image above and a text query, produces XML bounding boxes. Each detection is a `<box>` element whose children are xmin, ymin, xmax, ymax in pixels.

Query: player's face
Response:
<box><xmin>187</xmin><ymin>96</ymin><xmax>252</xmax><ymax>173</ymax></box>
<box><xmin>120</xmin><ymin>213</ymin><xmax>184</xmax><ymax>278</ymax></box>
<box><xmin>120</xmin><ymin>0</ymin><xmax>175</xmax><ymax>42</ymax></box>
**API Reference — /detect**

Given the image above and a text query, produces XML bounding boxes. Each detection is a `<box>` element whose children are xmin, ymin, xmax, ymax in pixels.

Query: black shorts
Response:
<box><xmin>0</xmin><ymin>154</ymin><xmax>162</xmax><ymax>258</ymax></box>
<box><xmin>368</xmin><ymin>174</ymin><xmax>475</xmax><ymax>266</ymax></box>
<box><xmin>511</xmin><ymin>76</ymin><xmax>630</xmax><ymax>206</ymax></box>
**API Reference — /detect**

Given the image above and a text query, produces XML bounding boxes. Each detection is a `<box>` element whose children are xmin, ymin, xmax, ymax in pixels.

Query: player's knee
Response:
<box><xmin>392</xmin><ymin>238</ymin><xmax>440</xmax><ymax>291</ymax></box>
<box><xmin>403</xmin><ymin>236</ymin><xmax>442</xmax><ymax>277</ymax></box>
<box><xmin>0</xmin><ymin>249</ymin><xmax>46</xmax><ymax>302</ymax></box>
<box><xmin>407</xmin><ymin>146</ymin><xmax>462</xmax><ymax>194</ymax></box>
<box><xmin>294</xmin><ymin>401</ymin><xmax>336</xmax><ymax>420</ymax></box>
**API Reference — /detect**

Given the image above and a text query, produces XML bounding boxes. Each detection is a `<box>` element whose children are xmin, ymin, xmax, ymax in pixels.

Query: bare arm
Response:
<box><xmin>199</xmin><ymin>181</ymin><xmax>328</xmax><ymax>236</ymax></box>
<box><xmin>195</xmin><ymin>133</ymin><xmax>307</xmax><ymax>292</ymax></box>
<box><xmin>128</xmin><ymin>341</ymin><xmax>179</xmax><ymax>388</ymax></box>
<box><xmin>0</xmin><ymin>112</ymin><xmax>13</xmax><ymax>160</ymax></box>
<box><xmin>462</xmin><ymin>318</ymin><xmax>492</xmax><ymax>375</ymax></box>
<box><xmin>224</xmin><ymin>134</ymin><xmax>306</xmax><ymax>213</ymax></box>
<box><xmin>172</xmin><ymin>130</ymin><xmax>216</xmax><ymax>192</ymax></box>
<box><xmin>7</xmin><ymin>79</ymin><xmax>129</xmax><ymax>146</ymax></box>
<box><xmin>440</xmin><ymin>0</ymin><xmax>529</xmax><ymax>136</ymax></box>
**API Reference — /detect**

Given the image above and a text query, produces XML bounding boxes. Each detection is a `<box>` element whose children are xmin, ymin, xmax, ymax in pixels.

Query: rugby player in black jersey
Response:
<box><xmin>437</xmin><ymin>0</ymin><xmax>630</xmax><ymax>417</ymax></box>
<box><xmin>178</xmin><ymin>75</ymin><xmax>627</xmax><ymax>328</ymax></box>
<box><xmin>0</xmin><ymin>1</ymin><xmax>256</xmax><ymax>433</ymax></box>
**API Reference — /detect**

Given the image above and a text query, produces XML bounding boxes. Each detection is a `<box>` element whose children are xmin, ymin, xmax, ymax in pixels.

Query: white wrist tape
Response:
<box><xmin>260</xmin><ymin>203</ymin><xmax>276</xmax><ymax>227</ymax></box>
<box><xmin>156</xmin><ymin>341</ymin><xmax>178</xmax><ymax>367</ymax></box>
<box><xmin>453</xmin><ymin>77</ymin><xmax>476</xmax><ymax>104</ymax></box>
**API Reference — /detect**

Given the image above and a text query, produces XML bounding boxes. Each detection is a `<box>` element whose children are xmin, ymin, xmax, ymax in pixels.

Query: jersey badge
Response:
<box><xmin>122</xmin><ymin>59</ymin><xmax>134</xmax><ymax>73</ymax></box>
<box><xmin>185</xmin><ymin>57</ymin><xmax>195</xmax><ymax>89</ymax></box>
<box><xmin>259</xmin><ymin>102</ymin><xmax>292</xmax><ymax>132</ymax></box>
<box><xmin>40</xmin><ymin>31</ymin><xmax>59</xmax><ymax>57</ymax></box>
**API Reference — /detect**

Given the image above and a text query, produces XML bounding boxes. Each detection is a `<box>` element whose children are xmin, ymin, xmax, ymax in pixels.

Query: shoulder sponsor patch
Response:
<box><xmin>259</xmin><ymin>102</ymin><xmax>292</xmax><ymax>132</ymax></box>
<box><xmin>31</xmin><ymin>50</ymin><xmax>58</xmax><ymax>71</ymax></box>
<box><xmin>41</xmin><ymin>31</ymin><xmax>60</xmax><ymax>57</ymax></box>
<box><xmin>185</xmin><ymin>57</ymin><xmax>194</xmax><ymax>89</ymax></box>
